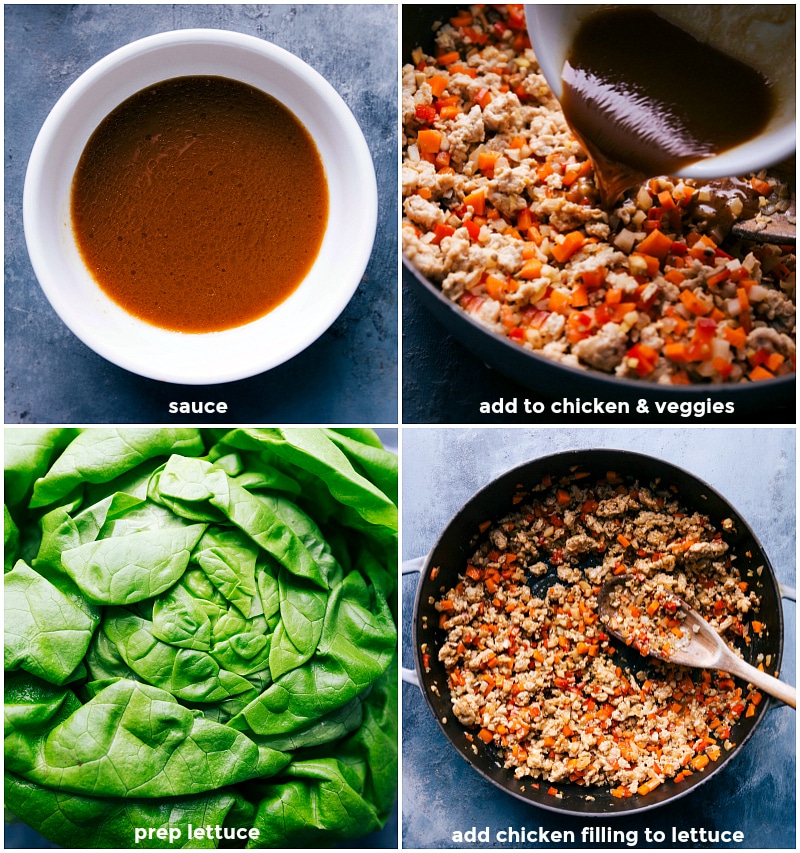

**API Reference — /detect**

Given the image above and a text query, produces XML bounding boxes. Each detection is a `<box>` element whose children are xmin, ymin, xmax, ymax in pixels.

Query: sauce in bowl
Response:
<box><xmin>71</xmin><ymin>76</ymin><xmax>328</xmax><ymax>333</ymax></box>
<box><xmin>560</xmin><ymin>7</ymin><xmax>776</xmax><ymax>206</ymax></box>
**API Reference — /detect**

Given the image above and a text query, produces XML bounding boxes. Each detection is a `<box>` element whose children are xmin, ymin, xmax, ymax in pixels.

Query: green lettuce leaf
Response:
<box><xmin>4</xmin><ymin>561</ymin><xmax>100</xmax><ymax>685</ymax></box>
<box><xmin>4</xmin><ymin>427</ymin><xmax>397</xmax><ymax>848</ymax></box>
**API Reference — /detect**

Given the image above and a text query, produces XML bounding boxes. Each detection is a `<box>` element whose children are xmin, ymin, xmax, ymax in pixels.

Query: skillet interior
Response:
<box><xmin>401</xmin><ymin>4</ymin><xmax>795</xmax><ymax>410</ymax></box>
<box><xmin>411</xmin><ymin>449</ymin><xmax>784</xmax><ymax>816</ymax></box>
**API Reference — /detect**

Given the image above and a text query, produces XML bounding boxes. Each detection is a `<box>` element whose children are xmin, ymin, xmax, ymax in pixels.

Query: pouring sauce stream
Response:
<box><xmin>560</xmin><ymin>8</ymin><xmax>776</xmax><ymax>207</ymax></box>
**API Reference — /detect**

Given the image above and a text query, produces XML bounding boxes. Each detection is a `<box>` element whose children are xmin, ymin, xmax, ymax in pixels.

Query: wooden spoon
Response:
<box><xmin>731</xmin><ymin>196</ymin><xmax>796</xmax><ymax>243</ymax></box>
<box><xmin>598</xmin><ymin>575</ymin><xmax>796</xmax><ymax>708</ymax></box>
<box><xmin>731</xmin><ymin>158</ymin><xmax>796</xmax><ymax>243</ymax></box>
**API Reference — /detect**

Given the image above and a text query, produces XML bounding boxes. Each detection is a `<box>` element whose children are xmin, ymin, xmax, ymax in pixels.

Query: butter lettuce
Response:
<box><xmin>4</xmin><ymin>427</ymin><xmax>397</xmax><ymax>848</ymax></box>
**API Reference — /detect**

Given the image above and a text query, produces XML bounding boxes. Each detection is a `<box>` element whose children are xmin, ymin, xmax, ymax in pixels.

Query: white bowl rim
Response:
<box><xmin>23</xmin><ymin>28</ymin><xmax>378</xmax><ymax>385</ymax></box>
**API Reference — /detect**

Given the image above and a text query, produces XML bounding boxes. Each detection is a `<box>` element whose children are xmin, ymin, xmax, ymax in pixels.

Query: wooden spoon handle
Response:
<box><xmin>723</xmin><ymin>654</ymin><xmax>796</xmax><ymax>709</ymax></box>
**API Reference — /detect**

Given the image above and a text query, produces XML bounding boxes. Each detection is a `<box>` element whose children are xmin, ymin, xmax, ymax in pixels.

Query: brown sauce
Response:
<box><xmin>685</xmin><ymin>177</ymin><xmax>761</xmax><ymax>242</ymax></box>
<box><xmin>71</xmin><ymin>76</ymin><xmax>328</xmax><ymax>333</ymax></box>
<box><xmin>560</xmin><ymin>8</ymin><xmax>775</xmax><ymax>206</ymax></box>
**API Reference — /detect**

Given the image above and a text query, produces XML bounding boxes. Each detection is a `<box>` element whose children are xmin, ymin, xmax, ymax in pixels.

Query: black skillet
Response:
<box><xmin>405</xmin><ymin>449</ymin><xmax>790</xmax><ymax>816</ymax></box>
<box><xmin>401</xmin><ymin>5</ymin><xmax>795</xmax><ymax>412</ymax></box>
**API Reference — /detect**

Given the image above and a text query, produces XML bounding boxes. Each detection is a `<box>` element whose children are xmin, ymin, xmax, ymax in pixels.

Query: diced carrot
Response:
<box><xmin>436</xmin><ymin>50</ymin><xmax>461</xmax><ymax>66</ymax></box>
<box><xmin>751</xmin><ymin>177</ymin><xmax>773</xmax><ymax>196</ymax></box>
<box><xmin>664</xmin><ymin>342</ymin><xmax>688</xmax><ymax>363</ymax></box>
<box><xmin>551</xmin><ymin>231</ymin><xmax>585</xmax><ymax>263</ymax></box>
<box><xmin>688</xmin><ymin>234</ymin><xmax>718</xmax><ymax>261</ymax></box>
<box><xmin>664</xmin><ymin>269</ymin><xmax>687</xmax><ymax>286</ymax></box>
<box><xmin>721</xmin><ymin>326</ymin><xmax>747</xmax><ymax>349</ymax></box>
<box><xmin>428</xmin><ymin>75</ymin><xmax>448</xmax><ymax>98</ymax></box>
<box><xmin>463</xmin><ymin>189</ymin><xmax>486</xmax><ymax>215</ymax></box>
<box><xmin>478</xmin><ymin>151</ymin><xmax>500</xmax><ymax>174</ymax></box>
<box><xmin>417</xmin><ymin>128</ymin><xmax>443</xmax><ymax>154</ymax></box>
<box><xmin>679</xmin><ymin>289</ymin><xmax>712</xmax><ymax>316</ymax></box>
<box><xmin>712</xmin><ymin>356</ymin><xmax>734</xmax><ymax>377</ymax></box>
<box><xmin>766</xmin><ymin>352</ymin><xmax>785</xmax><ymax>372</ymax></box>
<box><xmin>547</xmin><ymin>289</ymin><xmax>571</xmax><ymax>314</ymax></box>
<box><xmin>478</xmin><ymin>728</ymin><xmax>494</xmax><ymax>744</ymax></box>
<box><xmin>636</xmin><ymin>228</ymin><xmax>673</xmax><ymax>260</ymax></box>
<box><xmin>518</xmin><ymin>258</ymin><xmax>542</xmax><ymax>280</ymax></box>
<box><xmin>736</xmin><ymin>286</ymin><xmax>751</xmax><ymax>312</ymax></box>
<box><xmin>749</xmin><ymin>365</ymin><xmax>774</xmax><ymax>382</ymax></box>
<box><xmin>516</xmin><ymin>207</ymin><xmax>533</xmax><ymax>231</ymax></box>
<box><xmin>484</xmin><ymin>274</ymin><xmax>507</xmax><ymax>301</ymax></box>
<box><xmin>439</xmin><ymin>105</ymin><xmax>461</xmax><ymax>120</ymax></box>
<box><xmin>577</xmin><ymin>267</ymin><xmax>606</xmax><ymax>289</ymax></box>
<box><xmin>436</xmin><ymin>94</ymin><xmax>460</xmax><ymax>109</ymax></box>
<box><xmin>447</xmin><ymin>63</ymin><xmax>477</xmax><ymax>78</ymax></box>
<box><xmin>571</xmin><ymin>283</ymin><xmax>589</xmax><ymax>308</ymax></box>
<box><xmin>537</xmin><ymin>162</ymin><xmax>554</xmax><ymax>182</ymax></box>
<box><xmin>450</xmin><ymin>12</ymin><xmax>473</xmax><ymax>26</ymax></box>
<box><xmin>657</xmin><ymin>189</ymin><xmax>676</xmax><ymax>209</ymax></box>
<box><xmin>706</xmin><ymin>268</ymin><xmax>731</xmax><ymax>288</ymax></box>
<box><xmin>630</xmin><ymin>252</ymin><xmax>660</xmax><ymax>277</ymax></box>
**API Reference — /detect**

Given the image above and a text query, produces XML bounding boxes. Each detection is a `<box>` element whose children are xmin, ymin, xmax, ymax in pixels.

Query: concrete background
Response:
<box><xmin>5</xmin><ymin>4</ymin><xmax>397</xmax><ymax>424</ymax></box>
<box><xmin>402</xmin><ymin>427</ymin><xmax>796</xmax><ymax>849</ymax></box>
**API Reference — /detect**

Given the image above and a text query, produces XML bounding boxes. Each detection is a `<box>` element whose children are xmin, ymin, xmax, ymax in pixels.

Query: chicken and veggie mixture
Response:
<box><xmin>432</xmin><ymin>467</ymin><xmax>767</xmax><ymax>798</ymax></box>
<box><xmin>603</xmin><ymin>575</ymin><xmax>693</xmax><ymax>660</ymax></box>
<box><xmin>402</xmin><ymin>5</ymin><xmax>796</xmax><ymax>384</ymax></box>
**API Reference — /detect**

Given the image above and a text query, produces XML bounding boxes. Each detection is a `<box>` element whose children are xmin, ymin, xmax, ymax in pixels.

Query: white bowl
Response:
<box><xmin>24</xmin><ymin>29</ymin><xmax>378</xmax><ymax>385</ymax></box>
<box><xmin>524</xmin><ymin>4</ymin><xmax>796</xmax><ymax>180</ymax></box>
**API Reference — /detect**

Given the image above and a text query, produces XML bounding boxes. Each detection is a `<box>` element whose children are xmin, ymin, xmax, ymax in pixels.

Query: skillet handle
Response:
<box><xmin>401</xmin><ymin>556</ymin><xmax>427</xmax><ymax>688</ymax></box>
<box><xmin>780</xmin><ymin>583</ymin><xmax>796</xmax><ymax>602</ymax></box>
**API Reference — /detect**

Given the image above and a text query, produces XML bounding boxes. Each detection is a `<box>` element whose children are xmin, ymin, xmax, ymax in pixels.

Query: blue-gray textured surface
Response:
<box><xmin>402</xmin><ymin>428</ymin><xmax>796</xmax><ymax>848</ymax></box>
<box><xmin>5</xmin><ymin>4</ymin><xmax>397</xmax><ymax>424</ymax></box>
